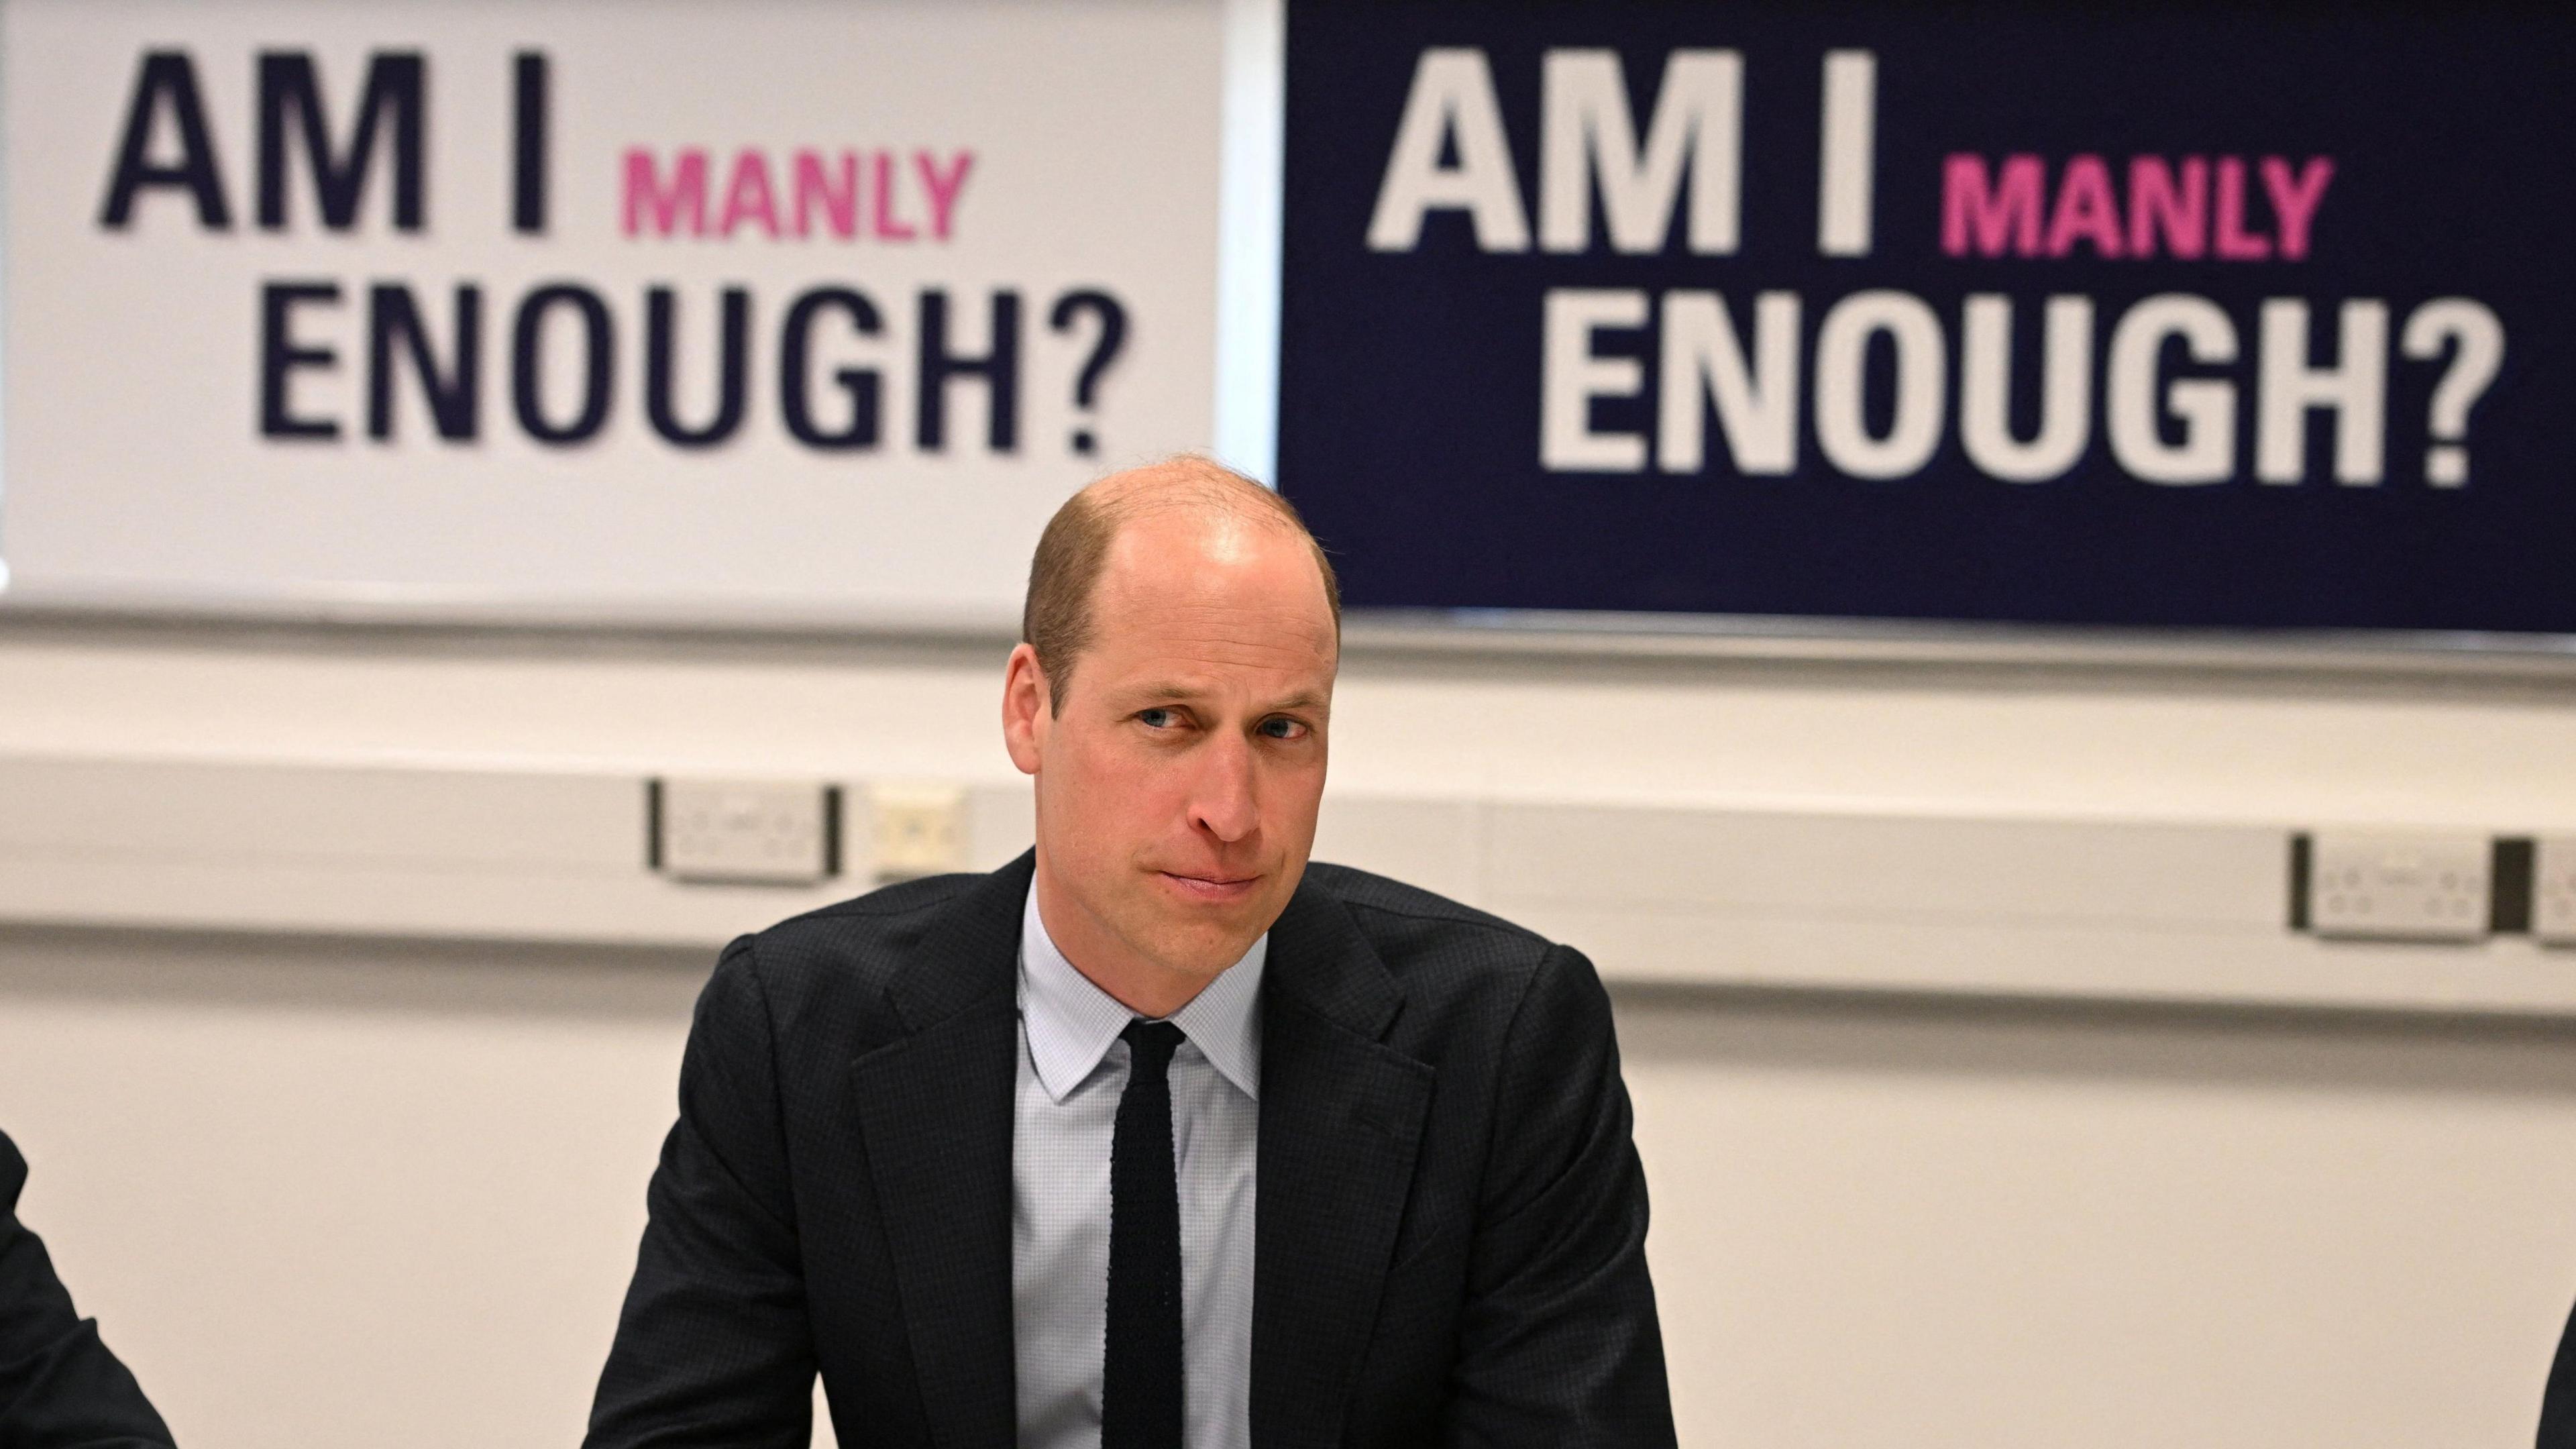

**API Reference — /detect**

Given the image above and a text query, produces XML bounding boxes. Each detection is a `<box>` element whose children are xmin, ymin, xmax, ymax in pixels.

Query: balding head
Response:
<box><xmin>1021</xmin><ymin>456</ymin><xmax>1340</xmax><ymax>714</ymax></box>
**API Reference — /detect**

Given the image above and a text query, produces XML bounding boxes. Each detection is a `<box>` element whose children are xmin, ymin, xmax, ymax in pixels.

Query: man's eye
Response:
<box><xmin>1138</xmin><ymin>708</ymin><xmax>1177</xmax><ymax>729</ymax></box>
<box><xmin>1258</xmin><ymin>717</ymin><xmax>1307</xmax><ymax>740</ymax></box>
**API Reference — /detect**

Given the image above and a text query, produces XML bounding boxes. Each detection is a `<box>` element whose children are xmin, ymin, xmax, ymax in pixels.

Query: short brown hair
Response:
<box><xmin>1021</xmin><ymin>455</ymin><xmax>1341</xmax><ymax>713</ymax></box>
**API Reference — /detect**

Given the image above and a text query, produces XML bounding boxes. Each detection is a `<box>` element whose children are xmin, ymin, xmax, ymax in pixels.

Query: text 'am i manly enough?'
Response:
<box><xmin>97</xmin><ymin>48</ymin><xmax>1136</xmax><ymax>458</ymax></box>
<box><xmin>1368</xmin><ymin>46</ymin><xmax>2504</xmax><ymax>490</ymax></box>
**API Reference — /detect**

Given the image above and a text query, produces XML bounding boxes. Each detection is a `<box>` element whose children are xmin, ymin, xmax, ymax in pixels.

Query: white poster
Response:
<box><xmin>0</xmin><ymin>0</ymin><xmax>1225</xmax><ymax>627</ymax></box>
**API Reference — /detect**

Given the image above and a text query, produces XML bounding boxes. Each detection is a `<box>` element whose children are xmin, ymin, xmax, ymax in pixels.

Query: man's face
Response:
<box><xmin>1003</xmin><ymin>510</ymin><xmax>1337</xmax><ymax>1002</ymax></box>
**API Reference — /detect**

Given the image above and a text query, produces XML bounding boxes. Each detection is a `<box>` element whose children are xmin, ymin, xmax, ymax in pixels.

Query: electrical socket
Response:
<box><xmin>2535</xmin><ymin>837</ymin><xmax>2576</xmax><ymax>947</ymax></box>
<box><xmin>2306</xmin><ymin>830</ymin><xmax>2490</xmax><ymax>942</ymax></box>
<box><xmin>870</xmin><ymin>782</ymin><xmax>965</xmax><ymax>882</ymax></box>
<box><xmin>654</xmin><ymin>778</ymin><xmax>838</xmax><ymax>885</ymax></box>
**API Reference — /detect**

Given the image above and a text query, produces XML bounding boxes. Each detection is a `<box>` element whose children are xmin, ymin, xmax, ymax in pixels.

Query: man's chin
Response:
<box><xmin>1127</xmin><ymin>903</ymin><xmax>1276</xmax><ymax>979</ymax></box>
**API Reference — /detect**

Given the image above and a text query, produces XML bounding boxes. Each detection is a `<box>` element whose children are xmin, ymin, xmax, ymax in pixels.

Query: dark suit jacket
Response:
<box><xmin>588</xmin><ymin>851</ymin><xmax>1674</xmax><ymax>1448</ymax></box>
<box><xmin>2544</xmin><ymin>1297</ymin><xmax>2576</xmax><ymax>1446</ymax></box>
<box><xmin>0</xmin><ymin>1132</ymin><xmax>174</xmax><ymax>1448</ymax></box>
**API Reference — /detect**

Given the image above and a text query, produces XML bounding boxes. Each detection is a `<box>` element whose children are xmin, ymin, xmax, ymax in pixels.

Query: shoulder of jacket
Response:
<box><xmin>1303</xmin><ymin>860</ymin><xmax>1556</xmax><ymax>957</ymax></box>
<box><xmin>722</xmin><ymin>870</ymin><xmax>987</xmax><ymax>991</ymax></box>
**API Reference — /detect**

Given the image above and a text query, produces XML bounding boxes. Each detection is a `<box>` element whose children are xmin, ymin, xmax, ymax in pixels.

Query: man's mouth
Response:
<box><xmin>1156</xmin><ymin>870</ymin><xmax>1260</xmax><ymax>902</ymax></box>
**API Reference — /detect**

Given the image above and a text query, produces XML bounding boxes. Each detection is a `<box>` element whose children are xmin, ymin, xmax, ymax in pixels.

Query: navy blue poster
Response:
<box><xmin>1276</xmin><ymin>2</ymin><xmax>2576</xmax><ymax>635</ymax></box>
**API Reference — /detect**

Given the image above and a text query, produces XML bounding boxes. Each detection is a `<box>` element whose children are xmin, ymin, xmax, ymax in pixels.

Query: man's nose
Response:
<box><xmin>1187</xmin><ymin>732</ymin><xmax>1259</xmax><ymax>844</ymax></box>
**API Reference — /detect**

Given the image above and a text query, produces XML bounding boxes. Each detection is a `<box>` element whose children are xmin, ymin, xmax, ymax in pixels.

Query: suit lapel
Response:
<box><xmin>1250</xmin><ymin>881</ymin><xmax>1435</xmax><ymax>1449</ymax></box>
<box><xmin>851</xmin><ymin>854</ymin><xmax>1032</xmax><ymax>1449</ymax></box>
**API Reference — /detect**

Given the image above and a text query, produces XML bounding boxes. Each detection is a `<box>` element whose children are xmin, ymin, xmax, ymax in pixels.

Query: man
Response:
<box><xmin>587</xmin><ymin>458</ymin><xmax>1674</xmax><ymax>1448</ymax></box>
<box><xmin>0</xmin><ymin>1129</ymin><xmax>175</xmax><ymax>1448</ymax></box>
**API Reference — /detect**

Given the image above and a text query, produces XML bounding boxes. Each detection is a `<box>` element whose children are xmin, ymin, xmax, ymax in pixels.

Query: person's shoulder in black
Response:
<box><xmin>0</xmin><ymin>1130</ymin><xmax>176</xmax><ymax>1448</ymax></box>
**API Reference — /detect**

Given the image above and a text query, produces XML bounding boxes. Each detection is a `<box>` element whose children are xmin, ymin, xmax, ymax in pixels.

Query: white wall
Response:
<box><xmin>5</xmin><ymin>616</ymin><xmax>2576</xmax><ymax>1447</ymax></box>
<box><xmin>1627</xmin><ymin>991</ymin><xmax>2576</xmax><ymax>1448</ymax></box>
<box><xmin>0</xmin><ymin>929</ymin><xmax>698</xmax><ymax>1449</ymax></box>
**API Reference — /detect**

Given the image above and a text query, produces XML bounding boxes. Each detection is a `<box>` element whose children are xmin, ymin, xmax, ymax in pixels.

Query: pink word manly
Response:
<box><xmin>623</xmin><ymin>147</ymin><xmax>975</xmax><ymax>241</ymax></box>
<box><xmin>1941</xmin><ymin>154</ymin><xmax>2334</xmax><ymax>261</ymax></box>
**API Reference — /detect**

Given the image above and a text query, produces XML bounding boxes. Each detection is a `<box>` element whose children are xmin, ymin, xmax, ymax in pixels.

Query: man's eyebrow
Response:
<box><xmin>1118</xmin><ymin>682</ymin><xmax>1207</xmax><ymax>704</ymax></box>
<box><xmin>1112</xmin><ymin>682</ymin><xmax>1330</xmax><ymax>714</ymax></box>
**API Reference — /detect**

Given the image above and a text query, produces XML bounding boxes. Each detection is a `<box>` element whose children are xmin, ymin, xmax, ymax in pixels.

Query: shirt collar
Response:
<box><xmin>1018</xmin><ymin>881</ymin><xmax>1265</xmax><ymax>1105</ymax></box>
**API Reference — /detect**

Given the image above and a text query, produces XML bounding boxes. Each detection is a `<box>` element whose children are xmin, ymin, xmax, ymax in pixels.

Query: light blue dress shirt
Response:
<box><xmin>1014</xmin><ymin>883</ymin><xmax>1264</xmax><ymax>1449</ymax></box>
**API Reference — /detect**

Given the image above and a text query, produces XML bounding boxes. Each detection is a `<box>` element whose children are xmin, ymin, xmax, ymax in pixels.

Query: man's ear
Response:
<box><xmin>1000</xmin><ymin>643</ymin><xmax>1050</xmax><ymax>776</ymax></box>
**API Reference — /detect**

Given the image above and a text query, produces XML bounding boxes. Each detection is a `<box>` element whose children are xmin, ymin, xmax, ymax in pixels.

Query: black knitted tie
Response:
<box><xmin>1103</xmin><ymin>1018</ymin><xmax>1187</xmax><ymax>1449</ymax></box>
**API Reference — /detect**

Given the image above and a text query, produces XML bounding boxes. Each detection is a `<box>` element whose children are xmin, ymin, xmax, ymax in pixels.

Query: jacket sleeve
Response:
<box><xmin>2542</xmin><ymin>1293</ymin><xmax>2576</xmax><ymax>1447</ymax></box>
<box><xmin>0</xmin><ymin>1133</ymin><xmax>176</xmax><ymax>1449</ymax></box>
<box><xmin>1446</xmin><ymin>944</ymin><xmax>1678</xmax><ymax>1448</ymax></box>
<box><xmin>585</xmin><ymin>939</ymin><xmax>818</xmax><ymax>1449</ymax></box>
